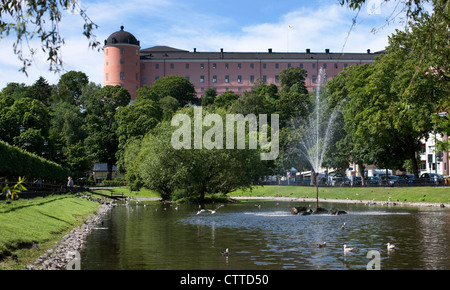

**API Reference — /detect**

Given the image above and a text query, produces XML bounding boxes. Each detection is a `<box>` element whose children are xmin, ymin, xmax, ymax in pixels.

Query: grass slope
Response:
<box><xmin>229</xmin><ymin>185</ymin><xmax>450</xmax><ymax>204</ymax></box>
<box><xmin>0</xmin><ymin>195</ymin><xmax>101</xmax><ymax>269</ymax></box>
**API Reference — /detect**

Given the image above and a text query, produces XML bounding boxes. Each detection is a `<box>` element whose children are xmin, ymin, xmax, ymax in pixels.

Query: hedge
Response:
<box><xmin>0</xmin><ymin>141</ymin><xmax>69</xmax><ymax>183</ymax></box>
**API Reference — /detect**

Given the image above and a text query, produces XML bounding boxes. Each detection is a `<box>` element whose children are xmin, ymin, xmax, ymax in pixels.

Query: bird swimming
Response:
<box><xmin>341</xmin><ymin>222</ymin><xmax>346</xmax><ymax>229</ymax></box>
<box><xmin>197</xmin><ymin>204</ymin><xmax>224</xmax><ymax>215</ymax></box>
<box><xmin>343</xmin><ymin>245</ymin><xmax>354</xmax><ymax>252</ymax></box>
<box><xmin>316</xmin><ymin>242</ymin><xmax>327</xmax><ymax>248</ymax></box>
<box><xmin>221</xmin><ymin>248</ymin><xmax>229</xmax><ymax>256</ymax></box>
<box><xmin>386</xmin><ymin>243</ymin><xmax>395</xmax><ymax>250</ymax></box>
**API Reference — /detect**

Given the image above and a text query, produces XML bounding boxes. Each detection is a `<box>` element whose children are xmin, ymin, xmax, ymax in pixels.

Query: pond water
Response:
<box><xmin>80</xmin><ymin>200</ymin><xmax>450</xmax><ymax>270</ymax></box>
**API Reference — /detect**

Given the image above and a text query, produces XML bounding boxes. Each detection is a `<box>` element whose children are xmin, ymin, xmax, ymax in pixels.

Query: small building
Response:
<box><xmin>92</xmin><ymin>163</ymin><xmax>124</xmax><ymax>184</ymax></box>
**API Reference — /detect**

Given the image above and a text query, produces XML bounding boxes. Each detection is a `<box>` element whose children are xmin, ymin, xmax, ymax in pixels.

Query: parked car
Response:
<box><xmin>329</xmin><ymin>173</ymin><xmax>345</xmax><ymax>186</ymax></box>
<box><xmin>419</xmin><ymin>173</ymin><xmax>444</xmax><ymax>184</ymax></box>
<box><xmin>380</xmin><ymin>175</ymin><xmax>399</xmax><ymax>186</ymax></box>
<box><xmin>397</xmin><ymin>174</ymin><xmax>415</xmax><ymax>184</ymax></box>
<box><xmin>366</xmin><ymin>176</ymin><xmax>380</xmax><ymax>186</ymax></box>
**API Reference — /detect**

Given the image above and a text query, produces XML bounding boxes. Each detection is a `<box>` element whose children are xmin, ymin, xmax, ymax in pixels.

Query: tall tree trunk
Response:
<box><xmin>358</xmin><ymin>161</ymin><xmax>366</xmax><ymax>186</ymax></box>
<box><xmin>107</xmin><ymin>161</ymin><xmax>113</xmax><ymax>181</ymax></box>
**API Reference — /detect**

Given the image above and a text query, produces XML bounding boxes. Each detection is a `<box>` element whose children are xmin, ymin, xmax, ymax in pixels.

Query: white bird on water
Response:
<box><xmin>341</xmin><ymin>222</ymin><xmax>346</xmax><ymax>229</ymax></box>
<box><xmin>316</xmin><ymin>242</ymin><xmax>327</xmax><ymax>248</ymax></box>
<box><xmin>221</xmin><ymin>248</ymin><xmax>229</xmax><ymax>256</ymax></box>
<box><xmin>197</xmin><ymin>204</ymin><xmax>224</xmax><ymax>215</ymax></box>
<box><xmin>386</xmin><ymin>243</ymin><xmax>396</xmax><ymax>250</ymax></box>
<box><xmin>343</xmin><ymin>245</ymin><xmax>354</xmax><ymax>253</ymax></box>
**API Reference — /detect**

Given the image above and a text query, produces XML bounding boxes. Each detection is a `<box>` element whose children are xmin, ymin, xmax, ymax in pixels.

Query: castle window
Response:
<box><xmin>120</xmin><ymin>48</ymin><xmax>124</xmax><ymax>54</ymax></box>
<box><xmin>201</xmin><ymin>63</ymin><xmax>204</xmax><ymax>69</ymax></box>
<box><xmin>250</xmin><ymin>75</ymin><xmax>255</xmax><ymax>83</ymax></box>
<box><xmin>142</xmin><ymin>76</ymin><xmax>146</xmax><ymax>84</ymax></box>
<box><xmin>105</xmin><ymin>73</ymin><xmax>109</xmax><ymax>81</ymax></box>
<box><xmin>120</xmin><ymin>59</ymin><xmax>124</xmax><ymax>64</ymax></box>
<box><xmin>120</xmin><ymin>72</ymin><xmax>125</xmax><ymax>80</ymax></box>
<box><xmin>186</xmin><ymin>63</ymin><xmax>189</xmax><ymax>69</ymax></box>
<box><xmin>225</xmin><ymin>75</ymin><xmax>229</xmax><ymax>83</ymax></box>
<box><xmin>170</xmin><ymin>63</ymin><xmax>174</xmax><ymax>69</ymax></box>
<box><xmin>155</xmin><ymin>64</ymin><xmax>159</xmax><ymax>69</ymax></box>
<box><xmin>200</xmin><ymin>75</ymin><xmax>205</xmax><ymax>83</ymax></box>
<box><xmin>213</xmin><ymin>75</ymin><xmax>217</xmax><ymax>83</ymax></box>
<box><xmin>237</xmin><ymin>75</ymin><xmax>242</xmax><ymax>83</ymax></box>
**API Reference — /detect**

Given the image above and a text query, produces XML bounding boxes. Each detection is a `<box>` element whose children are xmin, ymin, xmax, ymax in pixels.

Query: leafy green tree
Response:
<box><xmin>151</xmin><ymin>75</ymin><xmax>197</xmax><ymax>105</ymax></box>
<box><xmin>202</xmin><ymin>88</ymin><xmax>217</xmax><ymax>106</ymax></box>
<box><xmin>214</xmin><ymin>91</ymin><xmax>239</xmax><ymax>109</ymax></box>
<box><xmin>115</xmin><ymin>97</ymin><xmax>162</xmax><ymax>173</ymax></box>
<box><xmin>84</xmin><ymin>85</ymin><xmax>130</xmax><ymax>180</ymax></box>
<box><xmin>65</xmin><ymin>141</ymin><xmax>92</xmax><ymax>180</ymax></box>
<box><xmin>158</xmin><ymin>96</ymin><xmax>180</xmax><ymax>121</ymax></box>
<box><xmin>1</xmin><ymin>82</ymin><xmax>31</xmax><ymax>100</ymax></box>
<box><xmin>124</xmin><ymin>107</ymin><xmax>267</xmax><ymax>207</ymax></box>
<box><xmin>135</xmin><ymin>86</ymin><xmax>159</xmax><ymax>103</ymax></box>
<box><xmin>28</xmin><ymin>77</ymin><xmax>53</xmax><ymax>106</ymax></box>
<box><xmin>55</xmin><ymin>71</ymin><xmax>89</xmax><ymax>104</ymax></box>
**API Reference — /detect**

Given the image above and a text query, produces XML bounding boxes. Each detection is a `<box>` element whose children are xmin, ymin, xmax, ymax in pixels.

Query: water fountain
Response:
<box><xmin>299</xmin><ymin>68</ymin><xmax>339</xmax><ymax>211</ymax></box>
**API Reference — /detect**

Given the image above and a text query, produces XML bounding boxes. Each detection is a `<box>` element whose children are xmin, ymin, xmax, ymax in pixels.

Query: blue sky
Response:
<box><xmin>0</xmin><ymin>0</ymin><xmax>409</xmax><ymax>89</ymax></box>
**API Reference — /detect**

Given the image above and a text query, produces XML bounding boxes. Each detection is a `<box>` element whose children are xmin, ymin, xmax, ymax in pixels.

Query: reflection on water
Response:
<box><xmin>81</xmin><ymin>200</ymin><xmax>450</xmax><ymax>270</ymax></box>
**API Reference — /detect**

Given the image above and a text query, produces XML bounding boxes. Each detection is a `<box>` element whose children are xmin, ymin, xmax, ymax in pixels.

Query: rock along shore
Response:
<box><xmin>26</xmin><ymin>203</ymin><xmax>112</xmax><ymax>270</ymax></box>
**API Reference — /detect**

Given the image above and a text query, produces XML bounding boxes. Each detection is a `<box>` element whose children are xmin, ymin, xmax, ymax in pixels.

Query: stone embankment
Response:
<box><xmin>26</xmin><ymin>202</ymin><xmax>112</xmax><ymax>270</ymax></box>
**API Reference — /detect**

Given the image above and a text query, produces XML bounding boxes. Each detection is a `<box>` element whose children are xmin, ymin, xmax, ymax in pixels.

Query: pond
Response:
<box><xmin>80</xmin><ymin>200</ymin><xmax>450</xmax><ymax>270</ymax></box>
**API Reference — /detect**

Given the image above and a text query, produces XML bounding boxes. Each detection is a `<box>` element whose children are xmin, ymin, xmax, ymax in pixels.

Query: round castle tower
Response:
<box><xmin>104</xmin><ymin>26</ymin><xmax>140</xmax><ymax>99</ymax></box>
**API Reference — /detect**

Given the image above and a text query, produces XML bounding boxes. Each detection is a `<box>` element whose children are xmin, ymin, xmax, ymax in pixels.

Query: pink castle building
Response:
<box><xmin>104</xmin><ymin>26</ymin><xmax>381</xmax><ymax>100</ymax></box>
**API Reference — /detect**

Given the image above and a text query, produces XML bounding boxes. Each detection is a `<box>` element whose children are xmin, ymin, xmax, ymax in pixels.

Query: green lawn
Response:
<box><xmin>89</xmin><ymin>187</ymin><xmax>160</xmax><ymax>199</ymax></box>
<box><xmin>229</xmin><ymin>185</ymin><xmax>450</xmax><ymax>204</ymax></box>
<box><xmin>0</xmin><ymin>194</ymin><xmax>101</xmax><ymax>270</ymax></box>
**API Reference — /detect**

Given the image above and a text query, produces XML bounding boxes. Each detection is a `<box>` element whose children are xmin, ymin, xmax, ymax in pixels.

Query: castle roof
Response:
<box><xmin>105</xmin><ymin>26</ymin><xmax>140</xmax><ymax>46</ymax></box>
<box><xmin>139</xmin><ymin>46</ymin><xmax>383</xmax><ymax>61</ymax></box>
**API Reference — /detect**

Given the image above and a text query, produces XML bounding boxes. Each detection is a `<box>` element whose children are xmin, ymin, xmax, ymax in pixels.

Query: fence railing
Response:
<box><xmin>0</xmin><ymin>182</ymin><xmax>87</xmax><ymax>200</ymax></box>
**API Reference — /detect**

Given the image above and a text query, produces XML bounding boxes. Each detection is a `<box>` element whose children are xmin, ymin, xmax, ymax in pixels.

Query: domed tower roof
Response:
<box><xmin>105</xmin><ymin>26</ymin><xmax>140</xmax><ymax>46</ymax></box>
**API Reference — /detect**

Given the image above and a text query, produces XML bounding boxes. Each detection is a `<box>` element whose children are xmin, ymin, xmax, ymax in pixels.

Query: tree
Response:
<box><xmin>55</xmin><ymin>71</ymin><xmax>89</xmax><ymax>103</ymax></box>
<box><xmin>124</xmin><ymin>107</ymin><xmax>267</xmax><ymax>207</ymax></box>
<box><xmin>0</xmin><ymin>0</ymin><xmax>100</xmax><ymax>74</ymax></box>
<box><xmin>28</xmin><ymin>77</ymin><xmax>53</xmax><ymax>106</ymax></box>
<box><xmin>115</xmin><ymin>97</ymin><xmax>162</xmax><ymax>173</ymax></box>
<box><xmin>84</xmin><ymin>85</ymin><xmax>130</xmax><ymax>180</ymax></box>
<box><xmin>214</xmin><ymin>91</ymin><xmax>239</xmax><ymax>109</ymax></box>
<box><xmin>202</xmin><ymin>88</ymin><xmax>217</xmax><ymax>106</ymax></box>
<box><xmin>151</xmin><ymin>75</ymin><xmax>197</xmax><ymax>105</ymax></box>
<box><xmin>0</xmin><ymin>97</ymin><xmax>51</xmax><ymax>155</ymax></box>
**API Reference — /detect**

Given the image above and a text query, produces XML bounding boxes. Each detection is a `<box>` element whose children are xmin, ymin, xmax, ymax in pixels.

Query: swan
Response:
<box><xmin>386</xmin><ymin>243</ymin><xmax>395</xmax><ymax>250</ymax></box>
<box><xmin>343</xmin><ymin>245</ymin><xmax>354</xmax><ymax>252</ymax></box>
